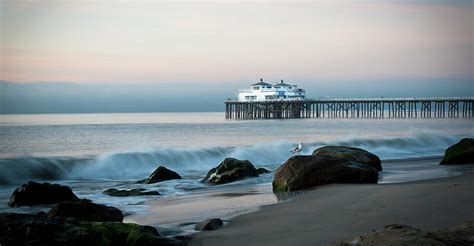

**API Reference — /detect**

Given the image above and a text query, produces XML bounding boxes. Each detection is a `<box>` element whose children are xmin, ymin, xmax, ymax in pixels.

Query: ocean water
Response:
<box><xmin>0</xmin><ymin>112</ymin><xmax>473</xmax><ymax>234</ymax></box>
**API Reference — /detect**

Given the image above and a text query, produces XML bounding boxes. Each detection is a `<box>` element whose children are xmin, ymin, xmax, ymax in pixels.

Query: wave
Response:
<box><xmin>0</xmin><ymin>157</ymin><xmax>89</xmax><ymax>185</ymax></box>
<box><xmin>0</xmin><ymin>132</ymin><xmax>469</xmax><ymax>185</ymax></box>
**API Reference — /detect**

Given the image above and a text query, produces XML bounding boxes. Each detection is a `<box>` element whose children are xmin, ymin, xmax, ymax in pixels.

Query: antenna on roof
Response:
<box><xmin>260</xmin><ymin>78</ymin><xmax>263</xmax><ymax>82</ymax></box>
<box><xmin>281</xmin><ymin>79</ymin><xmax>283</xmax><ymax>83</ymax></box>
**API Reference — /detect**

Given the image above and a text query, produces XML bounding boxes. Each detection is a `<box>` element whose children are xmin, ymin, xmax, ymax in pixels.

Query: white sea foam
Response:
<box><xmin>0</xmin><ymin>131</ymin><xmax>468</xmax><ymax>185</ymax></box>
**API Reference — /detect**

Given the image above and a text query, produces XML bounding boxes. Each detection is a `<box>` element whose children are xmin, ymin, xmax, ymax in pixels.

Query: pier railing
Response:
<box><xmin>224</xmin><ymin>97</ymin><xmax>474</xmax><ymax>119</ymax></box>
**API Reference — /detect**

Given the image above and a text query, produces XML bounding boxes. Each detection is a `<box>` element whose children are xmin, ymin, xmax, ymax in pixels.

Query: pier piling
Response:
<box><xmin>225</xmin><ymin>97</ymin><xmax>474</xmax><ymax>119</ymax></box>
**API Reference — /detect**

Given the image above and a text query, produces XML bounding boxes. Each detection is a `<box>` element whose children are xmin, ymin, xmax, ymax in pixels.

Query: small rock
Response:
<box><xmin>8</xmin><ymin>181</ymin><xmax>80</xmax><ymax>207</ymax></box>
<box><xmin>47</xmin><ymin>200</ymin><xmax>124</xmax><ymax>222</ymax></box>
<box><xmin>333</xmin><ymin>222</ymin><xmax>474</xmax><ymax>246</ymax></box>
<box><xmin>202</xmin><ymin>158</ymin><xmax>259</xmax><ymax>185</ymax></box>
<box><xmin>256</xmin><ymin>167</ymin><xmax>271</xmax><ymax>175</ymax></box>
<box><xmin>103</xmin><ymin>188</ymin><xmax>160</xmax><ymax>197</ymax></box>
<box><xmin>440</xmin><ymin>138</ymin><xmax>474</xmax><ymax>165</ymax></box>
<box><xmin>137</xmin><ymin>166</ymin><xmax>182</xmax><ymax>184</ymax></box>
<box><xmin>194</xmin><ymin>218</ymin><xmax>223</xmax><ymax>231</ymax></box>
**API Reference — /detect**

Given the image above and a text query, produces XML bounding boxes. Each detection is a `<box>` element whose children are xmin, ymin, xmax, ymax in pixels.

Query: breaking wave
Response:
<box><xmin>0</xmin><ymin>132</ymin><xmax>469</xmax><ymax>184</ymax></box>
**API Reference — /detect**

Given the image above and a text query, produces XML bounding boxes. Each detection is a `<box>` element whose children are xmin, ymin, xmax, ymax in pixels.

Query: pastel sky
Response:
<box><xmin>1</xmin><ymin>0</ymin><xmax>473</xmax><ymax>84</ymax></box>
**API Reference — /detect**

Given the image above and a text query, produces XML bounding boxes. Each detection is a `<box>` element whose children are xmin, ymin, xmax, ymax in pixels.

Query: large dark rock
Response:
<box><xmin>47</xmin><ymin>200</ymin><xmax>124</xmax><ymax>222</ymax></box>
<box><xmin>103</xmin><ymin>188</ymin><xmax>160</xmax><ymax>197</ymax></box>
<box><xmin>273</xmin><ymin>155</ymin><xmax>378</xmax><ymax>192</ymax></box>
<box><xmin>194</xmin><ymin>218</ymin><xmax>223</xmax><ymax>231</ymax></box>
<box><xmin>334</xmin><ymin>222</ymin><xmax>474</xmax><ymax>246</ymax></box>
<box><xmin>202</xmin><ymin>158</ymin><xmax>259</xmax><ymax>185</ymax></box>
<box><xmin>0</xmin><ymin>212</ymin><xmax>185</xmax><ymax>246</ymax></box>
<box><xmin>137</xmin><ymin>166</ymin><xmax>182</xmax><ymax>184</ymax></box>
<box><xmin>313</xmin><ymin>146</ymin><xmax>382</xmax><ymax>171</ymax></box>
<box><xmin>440</xmin><ymin>138</ymin><xmax>474</xmax><ymax>165</ymax></box>
<box><xmin>8</xmin><ymin>181</ymin><xmax>80</xmax><ymax>207</ymax></box>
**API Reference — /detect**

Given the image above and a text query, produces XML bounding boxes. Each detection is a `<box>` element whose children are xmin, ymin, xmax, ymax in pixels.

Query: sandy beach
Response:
<box><xmin>189</xmin><ymin>172</ymin><xmax>474</xmax><ymax>246</ymax></box>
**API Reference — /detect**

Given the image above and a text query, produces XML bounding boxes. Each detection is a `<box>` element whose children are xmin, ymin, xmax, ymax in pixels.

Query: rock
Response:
<box><xmin>194</xmin><ymin>218</ymin><xmax>223</xmax><ymax>231</ymax></box>
<box><xmin>202</xmin><ymin>158</ymin><xmax>259</xmax><ymax>184</ymax></box>
<box><xmin>0</xmin><ymin>212</ymin><xmax>64</xmax><ymax>245</ymax></box>
<box><xmin>273</xmin><ymin>155</ymin><xmax>378</xmax><ymax>192</ymax></box>
<box><xmin>47</xmin><ymin>200</ymin><xmax>124</xmax><ymax>222</ymax></box>
<box><xmin>313</xmin><ymin>146</ymin><xmax>382</xmax><ymax>171</ymax></box>
<box><xmin>103</xmin><ymin>188</ymin><xmax>160</xmax><ymax>197</ymax></box>
<box><xmin>333</xmin><ymin>222</ymin><xmax>474</xmax><ymax>246</ymax></box>
<box><xmin>256</xmin><ymin>167</ymin><xmax>271</xmax><ymax>175</ymax></box>
<box><xmin>440</xmin><ymin>138</ymin><xmax>474</xmax><ymax>165</ymax></box>
<box><xmin>0</xmin><ymin>212</ymin><xmax>185</xmax><ymax>246</ymax></box>
<box><xmin>8</xmin><ymin>181</ymin><xmax>80</xmax><ymax>207</ymax></box>
<box><xmin>137</xmin><ymin>166</ymin><xmax>182</xmax><ymax>184</ymax></box>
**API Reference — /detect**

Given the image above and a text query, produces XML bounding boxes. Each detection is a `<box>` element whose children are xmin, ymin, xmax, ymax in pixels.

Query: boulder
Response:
<box><xmin>313</xmin><ymin>146</ymin><xmax>382</xmax><ymax>171</ymax></box>
<box><xmin>440</xmin><ymin>138</ymin><xmax>474</xmax><ymax>165</ymax></box>
<box><xmin>0</xmin><ymin>212</ymin><xmax>185</xmax><ymax>246</ymax></box>
<box><xmin>333</xmin><ymin>222</ymin><xmax>474</xmax><ymax>246</ymax></box>
<box><xmin>8</xmin><ymin>181</ymin><xmax>80</xmax><ymax>207</ymax></box>
<box><xmin>256</xmin><ymin>167</ymin><xmax>271</xmax><ymax>175</ymax></box>
<box><xmin>202</xmin><ymin>158</ymin><xmax>259</xmax><ymax>184</ymax></box>
<box><xmin>103</xmin><ymin>188</ymin><xmax>160</xmax><ymax>197</ymax></box>
<box><xmin>194</xmin><ymin>218</ymin><xmax>223</xmax><ymax>231</ymax></box>
<box><xmin>47</xmin><ymin>200</ymin><xmax>124</xmax><ymax>222</ymax></box>
<box><xmin>137</xmin><ymin>166</ymin><xmax>182</xmax><ymax>184</ymax></box>
<box><xmin>273</xmin><ymin>155</ymin><xmax>378</xmax><ymax>192</ymax></box>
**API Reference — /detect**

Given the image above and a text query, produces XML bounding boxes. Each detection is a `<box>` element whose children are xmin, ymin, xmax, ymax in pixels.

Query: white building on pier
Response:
<box><xmin>237</xmin><ymin>78</ymin><xmax>306</xmax><ymax>102</ymax></box>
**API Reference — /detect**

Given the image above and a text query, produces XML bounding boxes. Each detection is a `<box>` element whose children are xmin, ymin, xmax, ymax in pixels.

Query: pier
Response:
<box><xmin>225</xmin><ymin>97</ymin><xmax>474</xmax><ymax>119</ymax></box>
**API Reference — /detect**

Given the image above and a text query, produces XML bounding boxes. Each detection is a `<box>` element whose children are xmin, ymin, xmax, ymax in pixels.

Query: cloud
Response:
<box><xmin>1</xmin><ymin>1</ymin><xmax>472</xmax><ymax>83</ymax></box>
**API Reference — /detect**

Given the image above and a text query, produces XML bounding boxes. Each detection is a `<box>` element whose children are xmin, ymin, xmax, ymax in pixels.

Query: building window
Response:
<box><xmin>253</xmin><ymin>86</ymin><xmax>260</xmax><ymax>90</ymax></box>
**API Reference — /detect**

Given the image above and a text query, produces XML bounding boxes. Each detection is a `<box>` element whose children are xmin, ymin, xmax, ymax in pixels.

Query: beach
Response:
<box><xmin>189</xmin><ymin>172</ymin><xmax>474</xmax><ymax>246</ymax></box>
<box><xmin>0</xmin><ymin>113</ymin><xmax>473</xmax><ymax>243</ymax></box>
<box><xmin>2</xmin><ymin>1</ymin><xmax>473</xmax><ymax>244</ymax></box>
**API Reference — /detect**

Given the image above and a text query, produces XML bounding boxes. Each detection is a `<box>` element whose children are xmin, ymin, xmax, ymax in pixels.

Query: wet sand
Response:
<box><xmin>189</xmin><ymin>172</ymin><xmax>474</xmax><ymax>246</ymax></box>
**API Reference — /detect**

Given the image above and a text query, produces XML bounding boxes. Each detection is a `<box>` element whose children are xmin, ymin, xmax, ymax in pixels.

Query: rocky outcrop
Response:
<box><xmin>440</xmin><ymin>138</ymin><xmax>474</xmax><ymax>165</ymax></box>
<box><xmin>334</xmin><ymin>222</ymin><xmax>474</xmax><ymax>246</ymax></box>
<box><xmin>313</xmin><ymin>146</ymin><xmax>382</xmax><ymax>171</ymax></box>
<box><xmin>273</xmin><ymin>155</ymin><xmax>378</xmax><ymax>192</ymax></box>
<box><xmin>8</xmin><ymin>181</ymin><xmax>80</xmax><ymax>207</ymax></box>
<box><xmin>137</xmin><ymin>166</ymin><xmax>182</xmax><ymax>184</ymax></box>
<box><xmin>202</xmin><ymin>158</ymin><xmax>259</xmax><ymax>185</ymax></box>
<box><xmin>47</xmin><ymin>200</ymin><xmax>124</xmax><ymax>222</ymax></box>
<box><xmin>194</xmin><ymin>218</ymin><xmax>224</xmax><ymax>231</ymax></box>
<box><xmin>103</xmin><ymin>188</ymin><xmax>160</xmax><ymax>197</ymax></box>
<box><xmin>0</xmin><ymin>212</ymin><xmax>185</xmax><ymax>246</ymax></box>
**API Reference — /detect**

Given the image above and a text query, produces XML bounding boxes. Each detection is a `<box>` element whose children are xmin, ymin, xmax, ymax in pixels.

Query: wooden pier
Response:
<box><xmin>225</xmin><ymin>97</ymin><xmax>474</xmax><ymax>119</ymax></box>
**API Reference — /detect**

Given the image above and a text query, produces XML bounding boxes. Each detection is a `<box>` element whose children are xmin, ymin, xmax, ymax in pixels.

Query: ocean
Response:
<box><xmin>1</xmin><ymin>112</ymin><xmax>473</xmax><ymax>235</ymax></box>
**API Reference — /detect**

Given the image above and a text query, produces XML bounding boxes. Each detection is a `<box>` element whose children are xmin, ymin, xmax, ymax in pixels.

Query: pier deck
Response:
<box><xmin>225</xmin><ymin>97</ymin><xmax>474</xmax><ymax>119</ymax></box>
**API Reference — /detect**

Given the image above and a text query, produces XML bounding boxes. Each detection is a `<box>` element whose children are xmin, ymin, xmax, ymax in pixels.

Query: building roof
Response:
<box><xmin>252</xmin><ymin>78</ymin><xmax>271</xmax><ymax>86</ymax></box>
<box><xmin>274</xmin><ymin>80</ymin><xmax>292</xmax><ymax>87</ymax></box>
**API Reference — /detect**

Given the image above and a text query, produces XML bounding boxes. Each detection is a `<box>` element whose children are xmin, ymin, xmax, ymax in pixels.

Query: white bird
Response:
<box><xmin>291</xmin><ymin>142</ymin><xmax>303</xmax><ymax>155</ymax></box>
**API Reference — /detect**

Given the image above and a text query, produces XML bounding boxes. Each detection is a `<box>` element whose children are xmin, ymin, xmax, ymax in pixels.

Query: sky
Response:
<box><xmin>0</xmin><ymin>0</ymin><xmax>473</xmax><ymax>113</ymax></box>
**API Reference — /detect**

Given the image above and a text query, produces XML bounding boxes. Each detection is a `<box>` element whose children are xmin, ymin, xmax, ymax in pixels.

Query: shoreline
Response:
<box><xmin>1</xmin><ymin>157</ymin><xmax>472</xmax><ymax>237</ymax></box>
<box><xmin>189</xmin><ymin>172</ymin><xmax>474</xmax><ymax>246</ymax></box>
<box><xmin>1</xmin><ymin>155</ymin><xmax>473</xmax><ymax>241</ymax></box>
<box><xmin>123</xmin><ymin>157</ymin><xmax>472</xmax><ymax>235</ymax></box>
